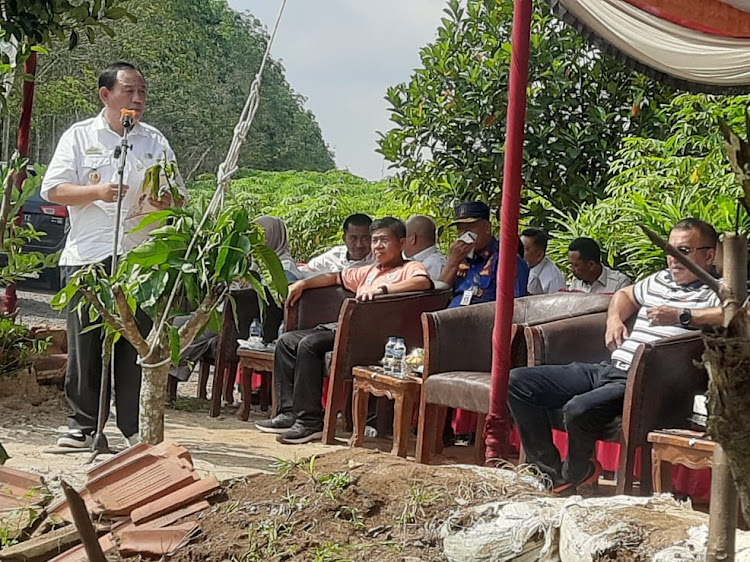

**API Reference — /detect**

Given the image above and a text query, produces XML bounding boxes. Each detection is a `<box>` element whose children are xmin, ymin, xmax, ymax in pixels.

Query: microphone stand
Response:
<box><xmin>88</xmin><ymin>116</ymin><xmax>133</xmax><ymax>463</ymax></box>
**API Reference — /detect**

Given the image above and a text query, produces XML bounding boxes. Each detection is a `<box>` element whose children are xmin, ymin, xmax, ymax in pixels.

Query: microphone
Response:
<box><xmin>120</xmin><ymin>109</ymin><xmax>136</xmax><ymax>131</ymax></box>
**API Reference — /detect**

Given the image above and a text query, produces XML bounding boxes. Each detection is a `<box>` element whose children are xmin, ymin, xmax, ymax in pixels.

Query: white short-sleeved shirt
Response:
<box><xmin>299</xmin><ymin>245</ymin><xmax>373</xmax><ymax>277</ymax></box>
<box><xmin>610</xmin><ymin>270</ymin><xmax>721</xmax><ymax>370</ymax></box>
<box><xmin>527</xmin><ymin>256</ymin><xmax>566</xmax><ymax>295</ymax></box>
<box><xmin>41</xmin><ymin>111</ymin><xmax>185</xmax><ymax>266</ymax></box>
<box><xmin>568</xmin><ymin>265</ymin><xmax>631</xmax><ymax>294</ymax></box>
<box><xmin>408</xmin><ymin>245</ymin><xmax>446</xmax><ymax>281</ymax></box>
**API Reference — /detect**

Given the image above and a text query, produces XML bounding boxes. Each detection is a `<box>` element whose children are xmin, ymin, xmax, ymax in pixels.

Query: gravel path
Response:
<box><xmin>1</xmin><ymin>281</ymin><xmax>66</xmax><ymax>328</ymax></box>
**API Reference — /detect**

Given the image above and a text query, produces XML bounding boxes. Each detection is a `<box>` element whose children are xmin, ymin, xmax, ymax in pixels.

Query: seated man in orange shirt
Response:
<box><xmin>255</xmin><ymin>217</ymin><xmax>433</xmax><ymax>444</ymax></box>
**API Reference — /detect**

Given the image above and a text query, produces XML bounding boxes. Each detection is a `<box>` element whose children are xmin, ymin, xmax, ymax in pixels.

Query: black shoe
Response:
<box><xmin>454</xmin><ymin>433</ymin><xmax>473</xmax><ymax>446</ymax></box>
<box><xmin>553</xmin><ymin>459</ymin><xmax>603</xmax><ymax>496</ymax></box>
<box><xmin>255</xmin><ymin>412</ymin><xmax>296</xmax><ymax>434</ymax></box>
<box><xmin>276</xmin><ymin>421</ymin><xmax>323</xmax><ymax>444</ymax></box>
<box><xmin>57</xmin><ymin>430</ymin><xmax>93</xmax><ymax>449</ymax></box>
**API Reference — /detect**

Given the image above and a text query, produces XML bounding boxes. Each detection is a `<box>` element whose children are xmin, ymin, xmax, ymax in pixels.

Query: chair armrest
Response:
<box><xmin>621</xmin><ymin>332</ymin><xmax>706</xmax><ymax>448</ymax></box>
<box><xmin>525</xmin><ymin>312</ymin><xmax>610</xmax><ymax>366</ymax></box>
<box><xmin>330</xmin><ymin>288</ymin><xmax>452</xmax><ymax>381</ymax></box>
<box><xmin>285</xmin><ymin>285</ymin><xmax>353</xmax><ymax>331</ymax></box>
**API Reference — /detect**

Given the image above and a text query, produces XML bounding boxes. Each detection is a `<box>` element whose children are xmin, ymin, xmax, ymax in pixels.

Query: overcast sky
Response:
<box><xmin>226</xmin><ymin>0</ymin><xmax>446</xmax><ymax>180</ymax></box>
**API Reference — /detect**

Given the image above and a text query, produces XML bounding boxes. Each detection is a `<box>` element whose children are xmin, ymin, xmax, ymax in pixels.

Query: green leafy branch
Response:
<box><xmin>51</xmin><ymin>203</ymin><xmax>288</xmax><ymax>367</ymax></box>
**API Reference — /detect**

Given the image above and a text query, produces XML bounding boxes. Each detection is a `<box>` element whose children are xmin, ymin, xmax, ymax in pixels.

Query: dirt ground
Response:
<box><xmin>0</xmin><ymin>367</ymin><xmax>479</xmax><ymax>499</ymax></box>
<box><xmin>0</xmin><ymin>374</ymin><xmax>331</xmax><ymax>490</ymax></box>
<box><xmin>167</xmin><ymin>448</ymin><xmax>547</xmax><ymax>562</ymax></box>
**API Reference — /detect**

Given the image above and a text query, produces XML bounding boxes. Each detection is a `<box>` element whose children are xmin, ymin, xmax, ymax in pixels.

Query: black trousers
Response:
<box><xmin>63</xmin><ymin>264</ymin><xmax>151</xmax><ymax>437</ymax></box>
<box><xmin>273</xmin><ymin>326</ymin><xmax>336</xmax><ymax>427</ymax></box>
<box><xmin>507</xmin><ymin>362</ymin><xmax>628</xmax><ymax>485</ymax></box>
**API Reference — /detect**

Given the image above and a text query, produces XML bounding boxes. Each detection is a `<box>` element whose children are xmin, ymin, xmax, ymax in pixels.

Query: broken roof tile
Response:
<box><xmin>131</xmin><ymin>476</ymin><xmax>219</xmax><ymax>525</ymax></box>
<box><xmin>136</xmin><ymin>499</ymin><xmax>210</xmax><ymax>529</ymax></box>
<box><xmin>0</xmin><ymin>466</ymin><xmax>45</xmax><ymax>497</ymax></box>
<box><xmin>87</xmin><ymin>457</ymin><xmax>197</xmax><ymax>516</ymax></box>
<box><xmin>117</xmin><ymin>522</ymin><xmax>198</xmax><ymax>557</ymax></box>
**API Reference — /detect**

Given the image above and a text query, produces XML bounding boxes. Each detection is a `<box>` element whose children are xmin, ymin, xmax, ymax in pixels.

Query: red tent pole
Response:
<box><xmin>2</xmin><ymin>51</ymin><xmax>37</xmax><ymax>314</ymax></box>
<box><xmin>484</xmin><ymin>0</ymin><xmax>532</xmax><ymax>463</ymax></box>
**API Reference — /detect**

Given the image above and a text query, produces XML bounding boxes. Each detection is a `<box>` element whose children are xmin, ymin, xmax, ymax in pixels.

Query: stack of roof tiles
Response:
<box><xmin>0</xmin><ymin>441</ymin><xmax>218</xmax><ymax>560</ymax></box>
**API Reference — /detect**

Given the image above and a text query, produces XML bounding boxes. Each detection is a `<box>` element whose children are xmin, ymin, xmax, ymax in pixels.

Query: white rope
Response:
<box><xmin>138</xmin><ymin>0</ymin><xmax>288</xmax><ymax>368</ymax></box>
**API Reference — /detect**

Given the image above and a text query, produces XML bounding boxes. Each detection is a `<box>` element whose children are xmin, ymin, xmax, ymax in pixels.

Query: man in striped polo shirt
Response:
<box><xmin>508</xmin><ymin>218</ymin><xmax>723</xmax><ymax>495</ymax></box>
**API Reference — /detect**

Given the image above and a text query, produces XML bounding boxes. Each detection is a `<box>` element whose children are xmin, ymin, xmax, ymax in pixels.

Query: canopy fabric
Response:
<box><xmin>548</xmin><ymin>0</ymin><xmax>750</xmax><ymax>93</ymax></box>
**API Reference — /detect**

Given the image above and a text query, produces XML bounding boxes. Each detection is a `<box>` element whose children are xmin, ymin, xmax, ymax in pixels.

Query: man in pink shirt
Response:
<box><xmin>255</xmin><ymin>217</ymin><xmax>433</xmax><ymax>444</ymax></box>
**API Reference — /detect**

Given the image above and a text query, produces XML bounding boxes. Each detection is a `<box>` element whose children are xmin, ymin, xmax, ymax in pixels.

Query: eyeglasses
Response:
<box><xmin>675</xmin><ymin>246</ymin><xmax>713</xmax><ymax>256</ymax></box>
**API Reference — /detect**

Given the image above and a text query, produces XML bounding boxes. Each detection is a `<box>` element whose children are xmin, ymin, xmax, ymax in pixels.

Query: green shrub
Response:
<box><xmin>189</xmin><ymin>170</ymin><xmax>445</xmax><ymax>261</ymax></box>
<box><xmin>540</xmin><ymin>93</ymin><xmax>750</xmax><ymax>283</ymax></box>
<box><xmin>0</xmin><ymin>318</ymin><xmax>49</xmax><ymax>379</ymax></box>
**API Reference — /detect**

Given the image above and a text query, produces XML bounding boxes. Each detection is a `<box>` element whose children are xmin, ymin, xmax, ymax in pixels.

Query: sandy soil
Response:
<box><xmin>1</xmin><ymin>370</ymin><xmax>477</xmax><ymax>504</ymax></box>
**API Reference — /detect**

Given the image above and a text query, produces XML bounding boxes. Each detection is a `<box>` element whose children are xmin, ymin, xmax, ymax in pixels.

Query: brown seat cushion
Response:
<box><xmin>424</xmin><ymin>371</ymin><xmax>491</xmax><ymax>413</ymax></box>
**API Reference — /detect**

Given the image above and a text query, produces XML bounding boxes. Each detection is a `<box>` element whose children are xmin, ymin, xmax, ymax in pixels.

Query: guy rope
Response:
<box><xmin>138</xmin><ymin>0</ymin><xmax>288</xmax><ymax>369</ymax></box>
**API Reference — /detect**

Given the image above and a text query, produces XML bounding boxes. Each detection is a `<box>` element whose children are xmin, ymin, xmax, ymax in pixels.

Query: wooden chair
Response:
<box><xmin>415</xmin><ymin>292</ymin><xmax>613</xmax><ymax>465</ymax></box>
<box><xmin>320</xmin><ymin>288</ymin><xmax>453</xmax><ymax>445</ymax></box>
<box><xmin>524</xmin><ymin>317</ymin><xmax>707</xmax><ymax>495</ymax></box>
<box><xmin>207</xmin><ymin>288</ymin><xmax>283</xmax><ymax>417</ymax></box>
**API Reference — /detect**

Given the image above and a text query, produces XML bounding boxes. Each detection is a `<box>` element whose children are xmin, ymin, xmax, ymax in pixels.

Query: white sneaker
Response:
<box><xmin>57</xmin><ymin>430</ymin><xmax>93</xmax><ymax>449</ymax></box>
<box><xmin>125</xmin><ymin>434</ymin><xmax>140</xmax><ymax>448</ymax></box>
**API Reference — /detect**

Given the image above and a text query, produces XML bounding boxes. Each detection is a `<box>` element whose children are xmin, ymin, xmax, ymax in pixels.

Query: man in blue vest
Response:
<box><xmin>439</xmin><ymin>201</ymin><xmax>528</xmax><ymax>308</ymax></box>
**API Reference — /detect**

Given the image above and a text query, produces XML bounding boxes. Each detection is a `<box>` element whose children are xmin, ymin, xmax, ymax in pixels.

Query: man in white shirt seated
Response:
<box><xmin>568</xmin><ymin>237</ymin><xmax>631</xmax><ymax>294</ymax></box>
<box><xmin>521</xmin><ymin>227</ymin><xmax>566</xmax><ymax>295</ymax></box>
<box><xmin>299</xmin><ymin>214</ymin><xmax>373</xmax><ymax>277</ymax></box>
<box><xmin>404</xmin><ymin>215</ymin><xmax>446</xmax><ymax>281</ymax></box>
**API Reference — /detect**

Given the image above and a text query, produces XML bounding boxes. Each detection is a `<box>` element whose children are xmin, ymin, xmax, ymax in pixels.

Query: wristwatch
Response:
<box><xmin>679</xmin><ymin>308</ymin><xmax>692</xmax><ymax>327</ymax></box>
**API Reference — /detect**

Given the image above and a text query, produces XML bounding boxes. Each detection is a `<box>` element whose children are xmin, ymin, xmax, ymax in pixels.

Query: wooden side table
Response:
<box><xmin>648</xmin><ymin>429</ymin><xmax>714</xmax><ymax>493</ymax></box>
<box><xmin>237</xmin><ymin>348</ymin><xmax>275</xmax><ymax>421</ymax></box>
<box><xmin>350</xmin><ymin>366</ymin><xmax>422</xmax><ymax>458</ymax></box>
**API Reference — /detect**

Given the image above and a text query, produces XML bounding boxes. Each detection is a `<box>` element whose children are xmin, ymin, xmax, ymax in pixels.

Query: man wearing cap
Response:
<box><xmin>439</xmin><ymin>201</ymin><xmax>528</xmax><ymax>308</ymax></box>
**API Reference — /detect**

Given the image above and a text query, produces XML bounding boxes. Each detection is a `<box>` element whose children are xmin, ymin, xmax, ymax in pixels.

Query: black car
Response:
<box><xmin>20</xmin><ymin>185</ymin><xmax>69</xmax><ymax>290</ymax></box>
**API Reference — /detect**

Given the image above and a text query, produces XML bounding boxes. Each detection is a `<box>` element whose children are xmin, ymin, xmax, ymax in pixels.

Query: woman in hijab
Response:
<box><xmin>253</xmin><ymin>215</ymin><xmax>301</xmax><ymax>282</ymax></box>
<box><xmin>166</xmin><ymin>216</ymin><xmax>300</xmax><ymax>400</ymax></box>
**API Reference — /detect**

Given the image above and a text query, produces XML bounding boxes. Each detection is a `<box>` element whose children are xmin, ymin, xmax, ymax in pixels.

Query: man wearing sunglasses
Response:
<box><xmin>508</xmin><ymin>218</ymin><xmax>722</xmax><ymax>496</ymax></box>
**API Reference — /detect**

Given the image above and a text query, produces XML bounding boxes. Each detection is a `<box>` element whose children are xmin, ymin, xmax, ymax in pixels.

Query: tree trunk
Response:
<box><xmin>139</xmin><ymin>358</ymin><xmax>171</xmax><ymax>445</ymax></box>
<box><xmin>705</xmin><ymin>333</ymin><xmax>750</xmax><ymax>528</ymax></box>
<box><xmin>2</xmin><ymin>51</ymin><xmax>37</xmax><ymax>315</ymax></box>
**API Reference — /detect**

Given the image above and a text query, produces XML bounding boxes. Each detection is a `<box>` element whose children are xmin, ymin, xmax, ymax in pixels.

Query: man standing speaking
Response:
<box><xmin>42</xmin><ymin>62</ymin><xmax>184</xmax><ymax>449</ymax></box>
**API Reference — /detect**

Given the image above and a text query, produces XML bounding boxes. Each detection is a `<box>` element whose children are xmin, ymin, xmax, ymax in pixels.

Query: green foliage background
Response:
<box><xmin>189</xmin><ymin>170</ymin><xmax>444</xmax><ymax>262</ymax></box>
<box><xmin>379</xmin><ymin>0</ymin><xmax>675</xmax><ymax>227</ymax></box>
<box><xmin>543</xmin><ymin>94</ymin><xmax>750</xmax><ymax>283</ymax></box>
<box><xmin>3</xmin><ymin>0</ymin><xmax>335</xmax><ymax>177</ymax></box>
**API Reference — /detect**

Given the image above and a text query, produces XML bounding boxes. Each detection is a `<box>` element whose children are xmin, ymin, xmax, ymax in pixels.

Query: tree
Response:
<box><xmin>52</xmin><ymin>202</ymin><xmax>288</xmax><ymax>443</ymax></box>
<box><xmin>1</xmin><ymin>0</ymin><xmax>132</xmax><ymax>312</ymax></box>
<box><xmin>378</xmin><ymin>0</ymin><xmax>675</xmax><ymax>225</ymax></box>
<box><xmin>4</xmin><ymin>0</ymin><xmax>335</xmax><ymax>177</ymax></box>
<box><xmin>543</xmin><ymin>93</ymin><xmax>750</xmax><ymax>282</ymax></box>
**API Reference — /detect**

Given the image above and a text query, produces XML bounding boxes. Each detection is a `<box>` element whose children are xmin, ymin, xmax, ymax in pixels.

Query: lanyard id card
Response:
<box><xmin>460</xmin><ymin>288</ymin><xmax>474</xmax><ymax>306</ymax></box>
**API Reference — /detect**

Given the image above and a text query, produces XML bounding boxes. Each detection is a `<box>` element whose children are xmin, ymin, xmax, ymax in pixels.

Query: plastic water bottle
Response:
<box><xmin>383</xmin><ymin>337</ymin><xmax>397</xmax><ymax>375</ymax></box>
<box><xmin>249</xmin><ymin>318</ymin><xmax>262</xmax><ymax>349</ymax></box>
<box><xmin>392</xmin><ymin>338</ymin><xmax>407</xmax><ymax>377</ymax></box>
